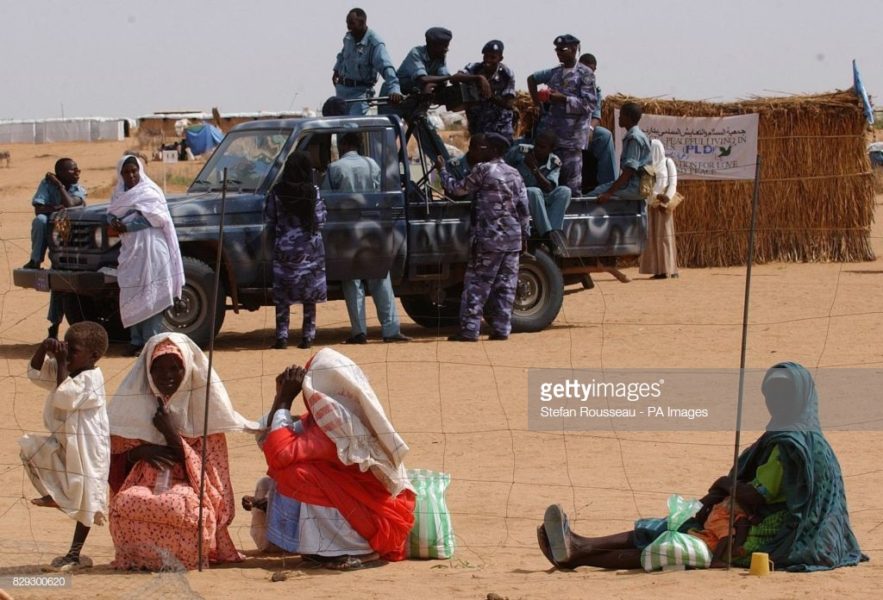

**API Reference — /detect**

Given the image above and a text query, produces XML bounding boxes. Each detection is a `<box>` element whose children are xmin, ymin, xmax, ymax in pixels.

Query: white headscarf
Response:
<box><xmin>650</xmin><ymin>139</ymin><xmax>669</xmax><ymax>197</ymax></box>
<box><xmin>301</xmin><ymin>348</ymin><xmax>413</xmax><ymax>496</ymax></box>
<box><xmin>108</xmin><ymin>155</ymin><xmax>184</xmax><ymax>326</ymax></box>
<box><xmin>108</xmin><ymin>332</ymin><xmax>259</xmax><ymax>444</ymax></box>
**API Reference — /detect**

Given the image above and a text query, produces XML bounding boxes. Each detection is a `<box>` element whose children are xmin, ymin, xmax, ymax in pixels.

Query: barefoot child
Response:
<box><xmin>19</xmin><ymin>321</ymin><xmax>110</xmax><ymax>571</ymax></box>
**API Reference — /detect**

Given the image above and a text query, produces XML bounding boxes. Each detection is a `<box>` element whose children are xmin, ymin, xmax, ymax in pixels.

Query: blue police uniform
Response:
<box><xmin>588</xmin><ymin>125</ymin><xmax>651</xmax><ymax>199</ymax></box>
<box><xmin>586</xmin><ymin>82</ymin><xmax>618</xmax><ymax>187</ymax></box>
<box><xmin>506</xmin><ymin>145</ymin><xmax>572</xmax><ymax>236</ymax></box>
<box><xmin>323</xmin><ymin>152</ymin><xmax>403</xmax><ymax>340</ymax></box>
<box><xmin>459</xmin><ymin>61</ymin><xmax>516</xmax><ymax>139</ymax></box>
<box><xmin>383</xmin><ymin>45</ymin><xmax>450</xmax><ymax>97</ymax></box>
<box><xmin>333</xmin><ymin>28</ymin><xmax>400</xmax><ymax>116</ymax></box>
<box><xmin>30</xmin><ymin>178</ymin><xmax>87</xmax><ymax>265</ymax></box>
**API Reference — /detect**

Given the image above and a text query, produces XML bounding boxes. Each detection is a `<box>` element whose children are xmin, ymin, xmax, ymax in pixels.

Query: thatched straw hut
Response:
<box><xmin>601</xmin><ymin>91</ymin><xmax>875</xmax><ymax>267</ymax></box>
<box><xmin>515</xmin><ymin>89</ymin><xmax>875</xmax><ymax>266</ymax></box>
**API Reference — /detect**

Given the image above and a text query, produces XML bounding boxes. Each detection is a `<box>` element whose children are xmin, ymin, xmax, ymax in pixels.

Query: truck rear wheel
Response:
<box><xmin>400</xmin><ymin>288</ymin><xmax>462</xmax><ymax>329</ymax></box>
<box><xmin>163</xmin><ymin>257</ymin><xmax>225</xmax><ymax>348</ymax></box>
<box><xmin>511</xmin><ymin>249</ymin><xmax>563</xmax><ymax>333</ymax></box>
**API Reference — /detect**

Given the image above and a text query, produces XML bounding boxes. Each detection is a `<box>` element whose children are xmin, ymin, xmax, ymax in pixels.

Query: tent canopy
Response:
<box><xmin>185</xmin><ymin>124</ymin><xmax>223</xmax><ymax>155</ymax></box>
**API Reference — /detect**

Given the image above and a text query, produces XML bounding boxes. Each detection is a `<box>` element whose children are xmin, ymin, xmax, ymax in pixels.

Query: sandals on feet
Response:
<box><xmin>30</xmin><ymin>496</ymin><xmax>59</xmax><ymax>508</ymax></box>
<box><xmin>44</xmin><ymin>555</ymin><xmax>92</xmax><ymax>572</ymax></box>
<box><xmin>304</xmin><ymin>552</ymin><xmax>383</xmax><ymax>571</ymax></box>
<box><xmin>536</xmin><ymin>525</ymin><xmax>558</xmax><ymax>568</ymax></box>
<box><xmin>543</xmin><ymin>504</ymin><xmax>572</xmax><ymax>567</ymax></box>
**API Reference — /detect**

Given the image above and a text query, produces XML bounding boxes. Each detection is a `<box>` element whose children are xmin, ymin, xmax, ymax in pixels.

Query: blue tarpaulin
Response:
<box><xmin>869</xmin><ymin>142</ymin><xmax>883</xmax><ymax>168</ymax></box>
<box><xmin>185</xmin><ymin>124</ymin><xmax>223</xmax><ymax>155</ymax></box>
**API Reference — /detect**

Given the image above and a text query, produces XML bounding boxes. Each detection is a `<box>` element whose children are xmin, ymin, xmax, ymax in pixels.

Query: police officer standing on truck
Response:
<box><xmin>332</xmin><ymin>8</ymin><xmax>402</xmax><ymax>115</ymax></box>
<box><xmin>527</xmin><ymin>34</ymin><xmax>597</xmax><ymax>195</ymax></box>
<box><xmin>437</xmin><ymin>133</ymin><xmax>530</xmax><ymax>342</ymax></box>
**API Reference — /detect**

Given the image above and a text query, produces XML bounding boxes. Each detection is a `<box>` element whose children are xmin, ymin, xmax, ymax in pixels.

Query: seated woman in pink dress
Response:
<box><xmin>106</xmin><ymin>332</ymin><xmax>257</xmax><ymax>570</ymax></box>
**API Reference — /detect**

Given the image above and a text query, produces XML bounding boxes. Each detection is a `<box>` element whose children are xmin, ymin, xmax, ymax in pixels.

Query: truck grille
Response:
<box><xmin>57</xmin><ymin>222</ymin><xmax>96</xmax><ymax>249</ymax></box>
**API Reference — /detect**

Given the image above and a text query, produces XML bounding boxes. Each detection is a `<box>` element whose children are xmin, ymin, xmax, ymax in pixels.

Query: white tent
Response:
<box><xmin>0</xmin><ymin>117</ymin><xmax>126</xmax><ymax>144</ymax></box>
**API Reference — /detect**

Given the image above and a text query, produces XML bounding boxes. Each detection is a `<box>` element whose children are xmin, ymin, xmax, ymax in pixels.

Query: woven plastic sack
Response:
<box><xmin>406</xmin><ymin>469</ymin><xmax>455</xmax><ymax>559</ymax></box>
<box><xmin>641</xmin><ymin>494</ymin><xmax>712</xmax><ymax>571</ymax></box>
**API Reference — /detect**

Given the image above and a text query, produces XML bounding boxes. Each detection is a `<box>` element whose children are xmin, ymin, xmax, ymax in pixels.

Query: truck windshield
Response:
<box><xmin>189</xmin><ymin>129</ymin><xmax>291</xmax><ymax>192</ymax></box>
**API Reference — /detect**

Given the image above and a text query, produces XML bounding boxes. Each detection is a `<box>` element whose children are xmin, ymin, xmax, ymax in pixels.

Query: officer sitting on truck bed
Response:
<box><xmin>382</xmin><ymin>27</ymin><xmax>490</xmax><ymax>184</ymax></box>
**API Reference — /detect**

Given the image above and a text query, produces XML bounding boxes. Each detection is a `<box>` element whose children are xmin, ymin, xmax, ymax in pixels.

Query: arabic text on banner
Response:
<box><xmin>613</xmin><ymin>112</ymin><xmax>759</xmax><ymax>181</ymax></box>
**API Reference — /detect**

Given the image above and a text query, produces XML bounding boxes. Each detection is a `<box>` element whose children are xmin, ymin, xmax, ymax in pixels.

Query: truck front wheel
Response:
<box><xmin>61</xmin><ymin>293</ymin><xmax>127</xmax><ymax>342</ymax></box>
<box><xmin>400</xmin><ymin>288</ymin><xmax>462</xmax><ymax>329</ymax></box>
<box><xmin>163</xmin><ymin>257</ymin><xmax>226</xmax><ymax>348</ymax></box>
<box><xmin>511</xmin><ymin>249</ymin><xmax>564</xmax><ymax>333</ymax></box>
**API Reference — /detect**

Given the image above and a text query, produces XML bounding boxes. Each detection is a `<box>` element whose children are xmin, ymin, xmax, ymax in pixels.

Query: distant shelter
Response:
<box><xmin>0</xmin><ymin>117</ymin><xmax>131</xmax><ymax>144</ymax></box>
<box><xmin>136</xmin><ymin>109</ymin><xmax>315</xmax><ymax>144</ymax></box>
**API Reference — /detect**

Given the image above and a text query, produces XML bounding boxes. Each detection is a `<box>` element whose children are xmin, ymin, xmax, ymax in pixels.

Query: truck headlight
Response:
<box><xmin>93</xmin><ymin>226</ymin><xmax>104</xmax><ymax>248</ymax></box>
<box><xmin>51</xmin><ymin>226</ymin><xmax>63</xmax><ymax>247</ymax></box>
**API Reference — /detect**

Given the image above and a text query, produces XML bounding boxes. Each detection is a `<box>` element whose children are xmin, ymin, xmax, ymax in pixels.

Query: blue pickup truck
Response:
<box><xmin>13</xmin><ymin>114</ymin><xmax>646</xmax><ymax>346</ymax></box>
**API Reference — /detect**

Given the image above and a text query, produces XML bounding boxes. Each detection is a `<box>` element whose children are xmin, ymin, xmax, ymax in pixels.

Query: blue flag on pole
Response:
<box><xmin>853</xmin><ymin>59</ymin><xmax>874</xmax><ymax>125</ymax></box>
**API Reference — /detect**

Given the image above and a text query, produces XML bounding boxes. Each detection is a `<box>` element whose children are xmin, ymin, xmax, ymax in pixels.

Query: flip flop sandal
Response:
<box><xmin>43</xmin><ymin>555</ymin><xmax>93</xmax><ymax>572</ymax></box>
<box><xmin>30</xmin><ymin>496</ymin><xmax>59</xmax><ymax>508</ymax></box>
<box><xmin>305</xmin><ymin>553</ymin><xmax>383</xmax><ymax>571</ymax></box>
<box><xmin>543</xmin><ymin>504</ymin><xmax>571</xmax><ymax>566</ymax></box>
<box><xmin>536</xmin><ymin>525</ymin><xmax>559</xmax><ymax>567</ymax></box>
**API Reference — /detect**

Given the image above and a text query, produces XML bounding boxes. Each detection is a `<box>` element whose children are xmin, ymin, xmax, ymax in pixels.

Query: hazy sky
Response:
<box><xmin>2</xmin><ymin>0</ymin><xmax>880</xmax><ymax>120</ymax></box>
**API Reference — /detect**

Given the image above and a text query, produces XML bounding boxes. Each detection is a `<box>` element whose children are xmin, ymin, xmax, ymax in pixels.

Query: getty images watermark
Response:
<box><xmin>528</xmin><ymin>368</ymin><xmax>883</xmax><ymax>431</ymax></box>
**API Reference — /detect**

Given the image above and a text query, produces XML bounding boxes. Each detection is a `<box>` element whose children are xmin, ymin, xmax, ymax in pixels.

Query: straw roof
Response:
<box><xmin>516</xmin><ymin>89</ymin><xmax>876</xmax><ymax>267</ymax></box>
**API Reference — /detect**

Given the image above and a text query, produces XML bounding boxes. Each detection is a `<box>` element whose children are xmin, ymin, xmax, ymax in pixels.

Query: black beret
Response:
<box><xmin>485</xmin><ymin>132</ymin><xmax>511</xmax><ymax>152</ymax></box>
<box><xmin>425</xmin><ymin>27</ymin><xmax>453</xmax><ymax>44</ymax></box>
<box><xmin>553</xmin><ymin>34</ymin><xmax>580</xmax><ymax>47</ymax></box>
<box><xmin>321</xmin><ymin>96</ymin><xmax>348</xmax><ymax>117</ymax></box>
<box><xmin>482</xmin><ymin>39</ymin><xmax>504</xmax><ymax>54</ymax></box>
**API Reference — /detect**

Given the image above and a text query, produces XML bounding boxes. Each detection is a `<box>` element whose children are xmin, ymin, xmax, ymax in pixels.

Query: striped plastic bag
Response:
<box><xmin>406</xmin><ymin>469</ymin><xmax>455</xmax><ymax>559</ymax></box>
<box><xmin>640</xmin><ymin>494</ymin><xmax>712</xmax><ymax>571</ymax></box>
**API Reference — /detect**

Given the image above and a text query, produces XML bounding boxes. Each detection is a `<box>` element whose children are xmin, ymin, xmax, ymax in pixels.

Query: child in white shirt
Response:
<box><xmin>20</xmin><ymin>321</ymin><xmax>110</xmax><ymax>571</ymax></box>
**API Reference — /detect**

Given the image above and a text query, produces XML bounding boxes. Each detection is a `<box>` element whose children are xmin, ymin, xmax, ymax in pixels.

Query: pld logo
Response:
<box><xmin>683</xmin><ymin>144</ymin><xmax>732</xmax><ymax>157</ymax></box>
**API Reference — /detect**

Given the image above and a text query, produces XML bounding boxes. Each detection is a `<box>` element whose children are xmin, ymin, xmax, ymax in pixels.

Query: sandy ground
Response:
<box><xmin>0</xmin><ymin>140</ymin><xmax>881</xmax><ymax>599</ymax></box>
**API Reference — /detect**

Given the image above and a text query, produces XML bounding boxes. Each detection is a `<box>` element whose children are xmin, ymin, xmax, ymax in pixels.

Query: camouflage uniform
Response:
<box><xmin>440</xmin><ymin>158</ymin><xmax>530</xmax><ymax>339</ymax></box>
<box><xmin>459</xmin><ymin>61</ymin><xmax>516</xmax><ymax>139</ymax></box>
<box><xmin>264</xmin><ymin>189</ymin><xmax>327</xmax><ymax>341</ymax></box>
<box><xmin>531</xmin><ymin>63</ymin><xmax>597</xmax><ymax>194</ymax></box>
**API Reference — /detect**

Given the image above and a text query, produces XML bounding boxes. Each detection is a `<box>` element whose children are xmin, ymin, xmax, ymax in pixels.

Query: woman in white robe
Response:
<box><xmin>107</xmin><ymin>155</ymin><xmax>184</xmax><ymax>355</ymax></box>
<box><xmin>639</xmin><ymin>140</ymin><xmax>680</xmax><ymax>279</ymax></box>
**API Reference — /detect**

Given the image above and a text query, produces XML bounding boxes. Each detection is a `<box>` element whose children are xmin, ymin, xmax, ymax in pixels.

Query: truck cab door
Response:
<box><xmin>295</xmin><ymin>126</ymin><xmax>405</xmax><ymax>282</ymax></box>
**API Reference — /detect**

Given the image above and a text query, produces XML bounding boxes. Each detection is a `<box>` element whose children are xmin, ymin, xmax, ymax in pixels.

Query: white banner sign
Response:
<box><xmin>613</xmin><ymin>112</ymin><xmax>759</xmax><ymax>180</ymax></box>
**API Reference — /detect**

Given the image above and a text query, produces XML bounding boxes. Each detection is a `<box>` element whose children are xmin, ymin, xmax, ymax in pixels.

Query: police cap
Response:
<box><xmin>485</xmin><ymin>132</ymin><xmax>512</xmax><ymax>153</ymax></box>
<box><xmin>425</xmin><ymin>27</ymin><xmax>453</xmax><ymax>44</ymax></box>
<box><xmin>553</xmin><ymin>34</ymin><xmax>580</xmax><ymax>48</ymax></box>
<box><xmin>482</xmin><ymin>39</ymin><xmax>504</xmax><ymax>54</ymax></box>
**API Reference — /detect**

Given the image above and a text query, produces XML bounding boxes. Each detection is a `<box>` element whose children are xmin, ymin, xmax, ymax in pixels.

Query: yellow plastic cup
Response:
<box><xmin>749</xmin><ymin>552</ymin><xmax>774</xmax><ymax>576</ymax></box>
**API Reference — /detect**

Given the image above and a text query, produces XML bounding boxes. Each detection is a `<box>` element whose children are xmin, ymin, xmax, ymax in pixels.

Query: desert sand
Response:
<box><xmin>0</xmin><ymin>140</ymin><xmax>880</xmax><ymax>599</ymax></box>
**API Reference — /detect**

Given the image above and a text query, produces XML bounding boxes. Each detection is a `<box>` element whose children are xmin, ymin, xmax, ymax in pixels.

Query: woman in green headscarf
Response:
<box><xmin>538</xmin><ymin>362</ymin><xmax>866</xmax><ymax>571</ymax></box>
